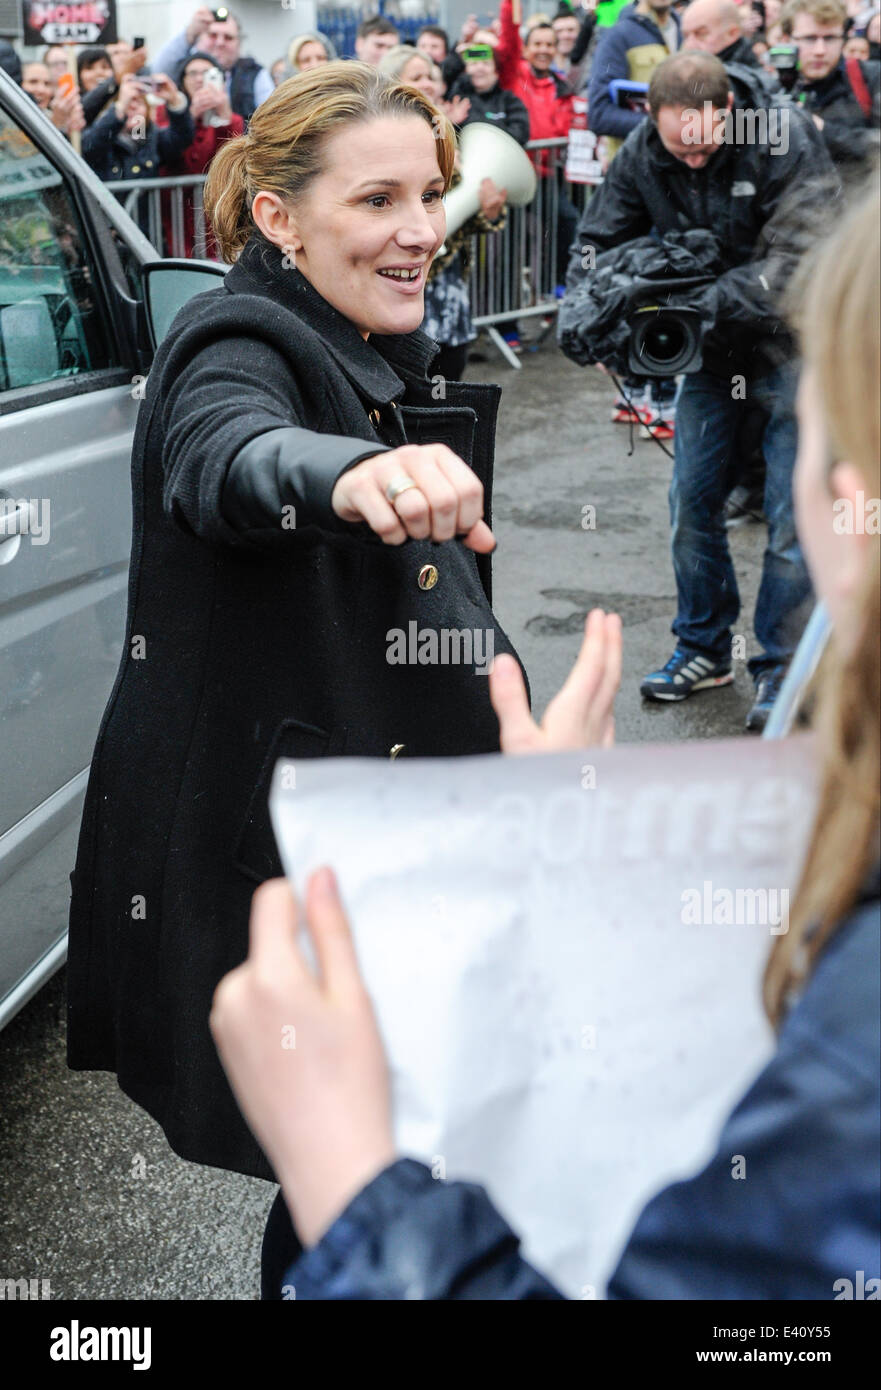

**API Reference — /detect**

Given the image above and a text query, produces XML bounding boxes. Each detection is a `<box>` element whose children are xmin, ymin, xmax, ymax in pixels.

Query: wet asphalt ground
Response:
<box><xmin>0</xmin><ymin>328</ymin><xmax>767</xmax><ymax>1300</ymax></box>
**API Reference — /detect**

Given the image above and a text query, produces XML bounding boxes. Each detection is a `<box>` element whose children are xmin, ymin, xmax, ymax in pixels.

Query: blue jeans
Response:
<box><xmin>669</xmin><ymin>366</ymin><xmax>813</xmax><ymax>679</ymax></box>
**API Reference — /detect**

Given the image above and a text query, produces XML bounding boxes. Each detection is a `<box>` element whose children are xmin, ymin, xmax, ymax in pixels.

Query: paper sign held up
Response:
<box><xmin>270</xmin><ymin>735</ymin><xmax>816</xmax><ymax>1295</ymax></box>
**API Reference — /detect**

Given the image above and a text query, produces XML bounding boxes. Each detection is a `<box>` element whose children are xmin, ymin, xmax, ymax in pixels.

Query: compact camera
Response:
<box><xmin>767</xmin><ymin>45</ymin><xmax>800</xmax><ymax>92</ymax></box>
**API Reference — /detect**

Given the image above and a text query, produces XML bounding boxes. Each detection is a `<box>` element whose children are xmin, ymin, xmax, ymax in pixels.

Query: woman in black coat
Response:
<box><xmin>67</xmin><ymin>61</ymin><xmax>522</xmax><ymax>1267</ymax></box>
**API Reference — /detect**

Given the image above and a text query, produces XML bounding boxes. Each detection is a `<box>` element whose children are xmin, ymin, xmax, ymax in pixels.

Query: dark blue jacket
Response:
<box><xmin>81</xmin><ymin>103</ymin><xmax>194</xmax><ymax>183</ymax></box>
<box><xmin>285</xmin><ymin>885</ymin><xmax>880</xmax><ymax>1298</ymax></box>
<box><xmin>587</xmin><ymin>4</ymin><xmax>679</xmax><ymax>144</ymax></box>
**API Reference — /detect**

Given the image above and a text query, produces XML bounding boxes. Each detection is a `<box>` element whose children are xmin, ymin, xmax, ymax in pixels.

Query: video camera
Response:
<box><xmin>766</xmin><ymin>45</ymin><xmax>800</xmax><ymax>93</ymax></box>
<box><xmin>625</xmin><ymin>274</ymin><xmax>715</xmax><ymax>377</ymax></box>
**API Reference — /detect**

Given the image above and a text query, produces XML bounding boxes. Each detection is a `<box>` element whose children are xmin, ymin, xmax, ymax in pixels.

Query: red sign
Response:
<box><xmin>22</xmin><ymin>1</ymin><xmax>118</xmax><ymax>46</ymax></box>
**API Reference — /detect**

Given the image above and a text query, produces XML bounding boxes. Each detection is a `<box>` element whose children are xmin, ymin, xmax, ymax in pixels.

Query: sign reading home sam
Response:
<box><xmin>22</xmin><ymin>0</ymin><xmax>117</xmax><ymax>45</ymax></box>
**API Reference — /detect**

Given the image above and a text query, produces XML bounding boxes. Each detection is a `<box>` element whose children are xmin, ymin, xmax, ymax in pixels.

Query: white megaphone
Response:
<box><xmin>437</xmin><ymin>120</ymin><xmax>537</xmax><ymax>257</ymax></box>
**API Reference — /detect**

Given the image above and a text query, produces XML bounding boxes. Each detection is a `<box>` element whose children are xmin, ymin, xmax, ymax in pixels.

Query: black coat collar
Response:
<box><xmin>224</xmin><ymin>235</ymin><xmax>439</xmax><ymax>405</ymax></box>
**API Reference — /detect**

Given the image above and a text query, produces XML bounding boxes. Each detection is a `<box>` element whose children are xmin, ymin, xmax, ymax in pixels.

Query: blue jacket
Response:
<box><xmin>588</xmin><ymin>4</ymin><xmax>679</xmax><ymax>146</ymax></box>
<box><xmin>285</xmin><ymin>883</ymin><xmax>880</xmax><ymax>1298</ymax></box>
<box><xmin>81</xmin><ymin>104</ymin><xmax>194</xmax><ymax>184</ymax></box>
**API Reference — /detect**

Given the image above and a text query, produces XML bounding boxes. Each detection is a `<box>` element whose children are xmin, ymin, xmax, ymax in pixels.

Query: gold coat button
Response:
<box><xmin>131</xmin><ymin>164</ymin><xmax>140</xmax><ymax>173</ymax></box>
<box><xmin>389</xmin><ymin>743</ymin><xmax>406</xmax><ymax>760</ymax></box>
<box><xmin>418</xmin><ymin>564</ymin><xmax>438</xmax><ymax>590</ymax></box>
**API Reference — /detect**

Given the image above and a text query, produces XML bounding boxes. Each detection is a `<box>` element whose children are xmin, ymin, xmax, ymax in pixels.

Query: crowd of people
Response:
<box><xmin>3</xmin><ymin>2</ymin><xmax>878</xmax><ymax>329</ymax></box>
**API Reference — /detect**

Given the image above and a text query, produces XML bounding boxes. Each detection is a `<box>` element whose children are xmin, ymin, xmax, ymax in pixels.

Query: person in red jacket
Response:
<box><xmin>160</xmin><ymin>50</ymin><xmax>244</xmax><ymax>257</ymax></box>
<box><xmin>495</xmin><ymin>1</ymin><xmax>579</xmax><ymax>287</ymax></box>
<box><xmin>495</xmin><ymin>0</ymin><xmax>576</xmax><ymax>137</ymax></box>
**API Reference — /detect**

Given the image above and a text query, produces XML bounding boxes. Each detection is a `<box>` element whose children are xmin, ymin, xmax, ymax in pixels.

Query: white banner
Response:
<box><xmin>565</xmin><ymin>127</ymin><xmax>606</xmax><ymax>186</ymax></box>
<box><xmin>270</xmin><ymin>735</ymin><xmax>817</xmax><ymax>1296</ymax></box>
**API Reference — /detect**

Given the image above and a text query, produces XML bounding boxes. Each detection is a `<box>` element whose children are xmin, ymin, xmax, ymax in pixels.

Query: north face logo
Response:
<box><xmin>731</xmin><ymin>181</ymin><xmax>756</xmax><ymax>196</ymax></box>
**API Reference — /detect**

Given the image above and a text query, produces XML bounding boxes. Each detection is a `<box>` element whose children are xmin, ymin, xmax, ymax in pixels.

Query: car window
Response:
<box><xmin>0</xmin><ymin>108</ymin><xmax>115</xmax><ymax>393</ymax></box>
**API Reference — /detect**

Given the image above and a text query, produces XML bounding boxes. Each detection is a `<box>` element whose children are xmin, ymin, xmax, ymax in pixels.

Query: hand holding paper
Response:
<box><xmin>210</xmin><ymin>872</ymin><xmax>395</xmax><ymax>1248</ymax></box>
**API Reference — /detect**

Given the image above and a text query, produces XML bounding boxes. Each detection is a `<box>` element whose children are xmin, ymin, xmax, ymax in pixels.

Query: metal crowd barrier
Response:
<box><xmin>108</xmin><ymin>139</ymin><xmax>596</xmax><ymax>368</ymax></box>
<box><xmin>468</xmin><ymin>137</ymin><xmax>593</xmax><ymax>368</ymax></box>
<box><xmin>107</xmin><ymin>174</ymin><xmax>212</xmax><ymax>259</ymax></box>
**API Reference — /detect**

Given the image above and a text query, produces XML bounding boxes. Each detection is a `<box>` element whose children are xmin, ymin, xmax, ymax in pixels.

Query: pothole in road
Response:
<box><xmin>526</xmin><ymin>589</ymin><xmax>676</xmax><ymax>634</ymax></box>
<box><xmin>495</xmin><ymin>502</ymin><xmax>642</xmax><ymax>533</ymax></box>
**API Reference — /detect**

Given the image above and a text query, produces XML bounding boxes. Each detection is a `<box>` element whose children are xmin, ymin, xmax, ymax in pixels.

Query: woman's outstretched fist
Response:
<box><xmin>332</xmin><ymin>444</ymin><xmax>496</xmax><ymax>553</ymax></box>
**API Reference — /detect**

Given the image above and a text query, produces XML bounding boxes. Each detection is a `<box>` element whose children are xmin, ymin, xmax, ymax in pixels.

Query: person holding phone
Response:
<box><xmin>159</xmin><ymin>51</ymin><xmax>245</xmax><ymax>256</ymax></box>
<box><xmin>21</xmin><ymin>62</ymin><xmax>86</xmax><ymax>139</ymax></box>
<box><xmin>77</xmin><ymin>41</ymin><xmax>148</xmax><ymax>127</ymax></box>
<box><xmin>81</xmin><ymin>70</ymin><xmax>194</xmax><ymax>195</ymax></box>
<box><xmin>151</xmin><ymin>7</ymin><xmax>274</xmax><ymax>123</ymax></box>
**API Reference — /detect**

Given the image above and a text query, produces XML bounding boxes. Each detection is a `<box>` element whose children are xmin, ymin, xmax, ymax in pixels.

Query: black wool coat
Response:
<box><xmin>67</xmin><ymin>236</ymin><xmax>523</xmax><ymax>1181</ymax></box>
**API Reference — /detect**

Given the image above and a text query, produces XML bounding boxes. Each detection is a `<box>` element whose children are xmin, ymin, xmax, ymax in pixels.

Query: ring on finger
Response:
<box><xmin>386</xmin><ymin>475</ymin><xmax>420</xmax><ymax>506</ymax></box>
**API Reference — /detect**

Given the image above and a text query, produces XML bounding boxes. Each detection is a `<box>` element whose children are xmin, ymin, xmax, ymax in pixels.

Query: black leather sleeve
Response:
<box><xmin>220</xmin><ymin>427</ymin><xmax>389</xmax><ymax>544</ymax></box>
<box><xmin>159</xmin><ymin>332</ymin><xmax>389</xmax><ymax>547</ymax></box>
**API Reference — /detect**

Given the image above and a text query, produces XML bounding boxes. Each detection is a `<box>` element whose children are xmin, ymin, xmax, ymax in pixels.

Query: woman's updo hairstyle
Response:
<box><xmin>204</xmin><ymin>60</ymin><xmax>456</xmax><ymax>265</ymax></box>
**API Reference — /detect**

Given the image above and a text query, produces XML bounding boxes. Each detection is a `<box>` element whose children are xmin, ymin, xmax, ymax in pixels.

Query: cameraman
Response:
<box><xmin>566</xmin><ymin>51</ymin><xmax>835</xmax><ymax>729</ymax></box>
<box><xmin>782</xmin><ymin>0</ymin><xmax>880</xmax><ymax>168</ymax></box>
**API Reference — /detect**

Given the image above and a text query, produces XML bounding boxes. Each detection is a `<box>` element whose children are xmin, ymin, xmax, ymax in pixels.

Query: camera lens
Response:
<box><xmin>640</xmin><ymin>320</ymin><xmax>685</xmax><ymax>365</ymax></box>
<box><xmin>629</xmin><ymin>306</ymin><xmax>703</xmax><ymax>377</ymax></box>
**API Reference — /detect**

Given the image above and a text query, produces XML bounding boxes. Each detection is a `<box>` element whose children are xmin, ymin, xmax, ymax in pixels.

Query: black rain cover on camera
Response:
<box><xmin>557</xmin><ymin>229</ymin><xmax>726</xmax><ymax>374</ymax></box>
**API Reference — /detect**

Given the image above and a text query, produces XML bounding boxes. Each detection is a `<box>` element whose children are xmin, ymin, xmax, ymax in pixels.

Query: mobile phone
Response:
<box><xmin>133</xmin><ymin>37</ymin><xmax>145</xmax><ymax>50</ymax></box>
<box><xmin>56</xmin><ymin>73</ymin><xmax>77</xmax><ymax>99</ymax></box>
<box><xmin>202</xmin><ymin>68</ymin><xmax>224</xmax><ymax>90</ymax></box>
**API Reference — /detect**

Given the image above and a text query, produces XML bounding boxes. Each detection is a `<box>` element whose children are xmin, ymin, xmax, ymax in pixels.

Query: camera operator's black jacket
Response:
<box><xmin>723</xmin><ymin>57</ymin><xmax>787</xmax><ymax>107</ymax></box>
<box><xmin>792</xmin><ymin>59</ymin><xmax>881</xmax><ymax>168</ymax></box>
<box><xmin>563</xmin><ymin>94</ymin><xmax>836</xmax><ymax>377</ymax></box>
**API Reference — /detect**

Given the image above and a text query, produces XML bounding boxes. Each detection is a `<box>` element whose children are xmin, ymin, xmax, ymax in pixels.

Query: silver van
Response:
<box><xmin>0</xmin><ymin>71</ymin><xmax>224</xmax><ymax>1028</ymax></box>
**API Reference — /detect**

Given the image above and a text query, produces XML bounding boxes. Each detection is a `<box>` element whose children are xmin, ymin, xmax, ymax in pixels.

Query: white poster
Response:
<box><xmin>270</xmin><ymin>735</ymin><xmax>816</xmax><ymax>1296</ymax></box>
<box><xmin>565</xmin><ymin>127</ymin><xmax>606</xmax><ymax>186</ymax></box>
